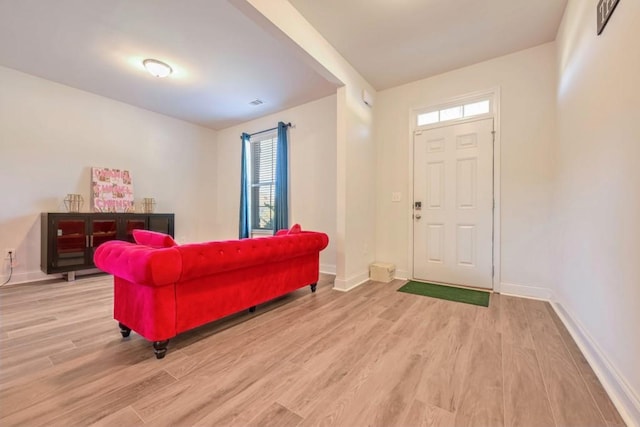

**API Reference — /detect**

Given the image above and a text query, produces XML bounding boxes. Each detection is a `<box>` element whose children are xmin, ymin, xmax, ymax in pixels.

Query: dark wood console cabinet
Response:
<box><xmin>41</xmin><ymin>212</ymin><xmax>174</xmax><ymax>276</ymax></box>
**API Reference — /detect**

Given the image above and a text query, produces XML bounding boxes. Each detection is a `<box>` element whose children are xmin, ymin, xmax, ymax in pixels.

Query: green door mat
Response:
<box><xmin>397</xmin><ymin>280</ymin><xmax>490</xmax><ymax>307</ymax></box>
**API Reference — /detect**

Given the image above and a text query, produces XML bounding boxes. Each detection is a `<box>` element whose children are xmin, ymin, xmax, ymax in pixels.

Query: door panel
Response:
<box><xmin>456</xmin><ymin>225</ymin><xmax>476</xmax><ymax>266</ymax></box>
<box><xmin>427</xmin><ymin>224</ymin><xmax>445</xmax><ymax>263</ymax></box>
<box><xmin>456</xmin><ymin>157</ymin><xmax>477</xmax><ymax>208</ymax></box>
<box><xmin>427</xmin><ymin>162</ymin><xmax>444</xmax><ymax>208</ymax></box>
<box><xmin>413</xmin><ymin>118</ymin><xmax>493</xmax><ymax>289</ymax></box>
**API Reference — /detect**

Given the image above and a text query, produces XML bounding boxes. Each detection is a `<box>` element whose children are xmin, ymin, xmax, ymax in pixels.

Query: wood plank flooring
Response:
<box><xmin>0</xmin><ymin>275</ymin><xmax>625</xmax><ymax>426</ymax></box>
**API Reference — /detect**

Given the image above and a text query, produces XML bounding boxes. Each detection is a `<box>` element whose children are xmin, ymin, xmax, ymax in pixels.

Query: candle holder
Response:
<box><xmin>142</xmin><ymin>198</ymin><xmax>156</xmax><ymax>213</ymax></box>
<box><xmin>64</xmin><ymin>194</ymin><xmax>84</xmax><ymax>213</ymax></box>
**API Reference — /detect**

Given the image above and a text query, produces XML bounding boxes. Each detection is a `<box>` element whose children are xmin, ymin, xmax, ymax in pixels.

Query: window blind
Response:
<box><xmin>249</xmin><ymin>131</ymin><xmax>277</xmax><ymax>230</ymax></box>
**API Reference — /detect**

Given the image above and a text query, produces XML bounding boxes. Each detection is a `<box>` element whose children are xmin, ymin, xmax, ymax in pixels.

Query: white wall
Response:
<box><xmin>374</xmin><ymin>43</ymin><xmax>557</xmax><ymax>292</ymax></box>
<box><xmin>555</xmin><ymin>0</ymin><xmax>640</xmax><ymax>422</ymax></box>
<box><xmin>330</xmin><ymin>84</ymin><xmax>376</xmax><ymax>289</ymax></box>
<box><xmin>215</xmin><ymin>95</ymin><xmax>337</xmax><ymax>272</ymax></box>
<box><xmin>0</xmin><ymin>66</ymin><xmax>217</xmax><ymax>284</ymax></box>
<box><xmin>241</xmin><ymin>0</ymin><xmax>377</xmax><ymax>290</ymax></box>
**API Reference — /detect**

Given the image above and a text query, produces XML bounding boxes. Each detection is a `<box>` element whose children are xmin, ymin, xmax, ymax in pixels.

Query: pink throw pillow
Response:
<box><xmin>288</xmin><ymin>224</ymin><xmax>302</xmax><ymax>234</ymax></box>
<box><xmin>132</xmin><ymin>229</ymin><xmax>177</xmax><ymax>248</ymax></box>
<box><xmin>275</xmin><ymin>229</ymin><xmax>288</xmax><ymax>236</ymax></box>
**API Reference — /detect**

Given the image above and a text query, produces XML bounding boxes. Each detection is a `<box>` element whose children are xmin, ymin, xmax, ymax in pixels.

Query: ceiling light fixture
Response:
<box><xmin>143</xmin><ymin>58</ymin><xmax>173</xmax><ymax>78</ymax></box>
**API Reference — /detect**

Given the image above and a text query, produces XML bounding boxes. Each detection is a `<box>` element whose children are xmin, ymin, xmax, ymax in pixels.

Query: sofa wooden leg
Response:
<box><xmin>118</xmin><ymin>322</ymin><xmax>131</xmax><ymax>338</ymax></box>
<box><xmin>310</xmin><ymin>283</ymin><xmax>317</xmax><ymax>293</ymax></box>
<box><xmin>153</xmin><ymin>340</ymin><xmax>169</xmax><ymax>359</ymax></box>
<box><xmin>249</xmin><ymin>306</ymin><xmax>256</xmax><ymax>313</ymax></box>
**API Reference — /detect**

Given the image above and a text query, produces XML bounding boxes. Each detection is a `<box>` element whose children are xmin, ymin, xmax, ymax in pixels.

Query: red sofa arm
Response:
<box><xmin>94</xmin><ymin>240</ymin><xmax>182</xmax><ymax>287</ymax></box>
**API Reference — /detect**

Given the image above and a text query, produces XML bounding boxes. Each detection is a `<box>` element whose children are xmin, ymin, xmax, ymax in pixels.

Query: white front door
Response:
<box><xmin>413</xmin><ymin>118</ymin><xmax>494</xmax><ymax>289</ymax></box>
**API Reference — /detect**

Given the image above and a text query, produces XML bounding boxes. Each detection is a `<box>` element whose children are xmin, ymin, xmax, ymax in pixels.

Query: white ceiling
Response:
<box><xmin>289</xmin><ymin>0</ymin><xmax>568</xmax><ymax>90</ymax></box>
<box><xmin>0</xmin><ymin>0</ymin><xmax>338</xmax><ymax>130</ymax></box>
<box><xmin>0</xmin><ymin>1</ymin><xmax>568</xmax><ymax>130</ymax></box>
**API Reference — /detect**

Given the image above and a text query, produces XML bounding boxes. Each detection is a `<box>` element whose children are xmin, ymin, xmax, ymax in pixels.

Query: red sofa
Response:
<box><xmin>93</xmin><ymin>227</ymin><xmax>329</xmax><ymax>358</ymax></box>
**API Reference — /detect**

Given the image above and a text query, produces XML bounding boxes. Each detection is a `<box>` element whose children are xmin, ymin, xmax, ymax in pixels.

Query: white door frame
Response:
<box><xmin>408</xmin><ymin>87</ymin><xmax>501</xmax><ymax>292</ymax></box>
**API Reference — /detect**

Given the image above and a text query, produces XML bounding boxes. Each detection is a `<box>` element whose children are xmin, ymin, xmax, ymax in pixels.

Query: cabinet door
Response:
<box><xmin>90</xmin><ymin>218</ymin><xmax>118</xmax><ymax>261</ymax></box>
<box><xmin>148</xmin><ymin>214</ymin><xmax>174</xmax><ymax>236</ymax></box>
<box><xmin>52</xmin><ymin>217</ymin><xmax>89</xmax><ymax>269</ymax></box>
<box><xmin>119</xmin><ymin>215</ymin><xmax>147</xmax><ymax>242</ymax></box>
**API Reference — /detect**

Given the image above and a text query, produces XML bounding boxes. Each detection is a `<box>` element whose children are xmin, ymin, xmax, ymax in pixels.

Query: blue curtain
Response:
<box><xmin>274</xmin><ymin>122</ymin><xmax>289</xmax><ymax>233</ymax></box>
<box><xmin>239</xmin><ymin>132</ymin><xmax>251</xmax><ymax>239</ymax></box>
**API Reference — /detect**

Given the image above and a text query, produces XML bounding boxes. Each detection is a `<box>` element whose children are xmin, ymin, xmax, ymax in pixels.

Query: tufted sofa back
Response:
<box><xmin>94</xmin><ymin>232</ymin><xmax>329</xmax><ymax>287</ymax></box>
<box><xmin>177</xmin><ymin>232</ymin><xmax>328</xmax><ymax>282</ymax></box>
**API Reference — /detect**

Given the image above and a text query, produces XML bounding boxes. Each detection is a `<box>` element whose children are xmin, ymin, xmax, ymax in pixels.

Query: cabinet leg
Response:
<box><xmin>64</xmin><ymin>271</ymin><xmax>76</xmax><ymax>282</ymax></box>
<box><xmin>310</xmin><ymin>283</ymin><xmax>317</xmax><ymax>293</ymax></box>
<box><xmin>118</xmin><ymin>322</ymin><xmax>131</xmax><ymax>338</ymax></box>
<box><xmin>153</xmin><ymin>340</ymin><xmax>169</xmax><ymax>359</ymax></box>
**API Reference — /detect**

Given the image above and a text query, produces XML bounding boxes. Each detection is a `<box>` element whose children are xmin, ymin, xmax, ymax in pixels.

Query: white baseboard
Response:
<box><xmin>395</xmin><ymin>269</ymin><xmax>409</xmax><ymax>280</ymax></box>
<box><xmin>0</xmin><ymin>268</ymin><xmax>103</xmax><ymax>286</ymax></box>
<box><xmin>501</xmin><ymin>282</ymin><xmax>640</xmax><ymax>426</ymax></box>
<box><xmin>0</xmin><ymin>270</ymin><xmax>59</xmax><ymax>286</ymax></box>
<box><xmin>333</xmin><ymin>271</ymin><xmax>369</xmax><ymax>292</ymax></box>
<box><xmin>320</xmin><ymin>264</ymin><xmax>336</xmax><ymax>275</ymax></box>
<box><xmin>500</xmin><ymin>281</ymin><xmax>553</xmax><ymax>300</ymax></box>
<box><xmin>551</xmin><ymin>301</ymin><xmax>640</xmax><ymax>427</ymax></box>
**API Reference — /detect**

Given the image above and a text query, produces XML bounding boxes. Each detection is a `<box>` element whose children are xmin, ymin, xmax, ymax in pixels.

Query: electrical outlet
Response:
<box><xmin>5</xmin><ymin>248</ymin><xmax>15</xmax><ymax>261</ymax></box>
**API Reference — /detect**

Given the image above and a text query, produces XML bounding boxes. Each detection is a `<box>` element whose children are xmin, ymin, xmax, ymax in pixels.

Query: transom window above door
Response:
<box><xmin>417</xmin><ymin>98</ymin><xmax>491</xmax><ymax>127</ymax></box>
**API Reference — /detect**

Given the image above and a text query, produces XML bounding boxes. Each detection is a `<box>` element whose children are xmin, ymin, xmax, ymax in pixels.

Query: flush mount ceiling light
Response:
<box><xmin>143</xmin><ymin>58</ymin><xmax>173</xmax><ymax>78</ymax></box>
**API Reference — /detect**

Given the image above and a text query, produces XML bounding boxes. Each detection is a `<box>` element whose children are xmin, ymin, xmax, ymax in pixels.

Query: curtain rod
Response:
<box><xmin>248</xmin><ymin>122</ymin><xmax>292</xmax><ymax>137</ymax></box>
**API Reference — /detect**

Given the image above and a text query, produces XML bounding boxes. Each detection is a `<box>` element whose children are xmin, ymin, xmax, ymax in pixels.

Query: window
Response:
<box><xmin>240</xmin><ymin>122</ymin><xmax>289</xmax><ymax>238</ymax></box>
<box><xmin>249</xmin><ymin>131</ymin><xmax>277</xmax><ymax>231</ymax></box>
<box><xmin>439</xmin><ymin>106</ymin><xmax>463</xmax><ymax>121</ymax></box>
<box><xmin>463</xmin><ymin>100</ymin><xmax>490</xmax><ymax>117</ymax></box>
<box><xmin>417</xmin><ymin>99</ymin><xmax>491</xmax><ymax>127</ymax></box>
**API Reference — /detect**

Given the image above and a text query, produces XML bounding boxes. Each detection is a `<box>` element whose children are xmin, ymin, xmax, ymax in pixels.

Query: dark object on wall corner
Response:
<box><xmin>597</xmin><ymin>0</ymin><xmax>620</xmax><ymax>35</ymax></box>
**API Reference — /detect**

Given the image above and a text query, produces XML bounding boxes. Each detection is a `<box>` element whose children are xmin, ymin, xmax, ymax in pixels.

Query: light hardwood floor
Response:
<box><xmin>0</xmin><ymin>274</ymin><xmax>625</xmax><ymax>426</ymax></box>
